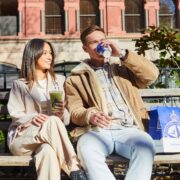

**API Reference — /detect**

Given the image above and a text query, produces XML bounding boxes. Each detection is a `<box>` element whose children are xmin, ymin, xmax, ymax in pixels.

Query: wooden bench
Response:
<box><xmin>1</xmin><ymin>87</ymin><xmax>180</xmax><ymax>179</ymax></box>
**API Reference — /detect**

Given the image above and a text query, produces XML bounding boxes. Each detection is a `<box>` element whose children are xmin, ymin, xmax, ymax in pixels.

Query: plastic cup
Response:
<box><xmin>49</xmin><ymin>91</ymin><xmax>63</xmax><ymax>112</ymax></box>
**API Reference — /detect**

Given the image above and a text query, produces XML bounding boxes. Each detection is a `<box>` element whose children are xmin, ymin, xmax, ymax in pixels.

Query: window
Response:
<box><xmin>159</xmin><ymin>0</ymin><xmax>178</xmax><ymax>28</ymax></box>
<box><xmin>0</xmin><ymin>64</ymin><xmax>19</xmax><ymax>89</ymax></box>
<box><xmin>45</xmin><ymin>0</ymin><xmax>65</xmax><ymax>34</ymax></box>
<box><xmin>0</xmin><ymin>0</ymin><xmax>18</xmax><ymax>36</ymax></box>
<box><xmin>124</xmin><ymin>0</ymin><xmax>145</xmax><ymax>33</ymax></box>
<box><xmin>80</xmin><ymin>0</ymin><xmax>100</xmax><ymax>32</ymax></box>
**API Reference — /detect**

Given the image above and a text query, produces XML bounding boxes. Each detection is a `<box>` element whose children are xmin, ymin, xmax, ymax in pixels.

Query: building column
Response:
<box><xmin>65</xmin><ymin>10</ymin><xmax>68</xmax><ymax>33</ymax></box>
<box><xmin>40</xmin><ymin>9</ymin><xmax>45</xmax><ymax>35</ymax></box>
<box><xmin>178</xmin><ymin>10</ymin><xmax>180</xmax><ymax>28</ymax></box>
<box><xmin>64</xmin><ymin>0</ymin><xmax>79</xmax><ymax>36</ymax></box>
<box><xmin>18</xmin><ymin>0</ymin><xmax>23</xmax><ymax>37</ymax></box>
<box><xmin>144</xmin><ymin>0</ymin><xmax>159</xmax><ymax>27</ymax></box>
<box><xmin>121</xmin><ymin>9</ymin><xmax>125</xmax><ymax>32</ymax></box>
<box><xmin>100</xmin><ymin>9</ymin><xmax>104</xmax><ymax>28</ymax></box>
<box><xmin>99</xmin><ymin>1</ymin><xmax>106</xmax><ymax>33</ymax></box>
<box><xmin>76</xmin><ymin>9</ymin><xmax>80</xmax><ymax>32</ymax></box>
<box><xmin>40</xmin><ymin>0</ymin><xmax>45</xmax><ymax>36</ymax></box>
<box><xmin>18</xmin><ymin>10</ymin><xmax>23</xmax><ymax>36</ymax></box>
<box><xmin>145</xmin><ymin>9</ymin><xmax>149</xmax><ymax>28</ymax></box>
<box><xmin>99</xmin><ymin>0</ymin><xmax>124</xmax><ymax>36</ymax></box>
<box><xmin>18</xmin><ymin>0</ymin><xmax>44</xmax><ymax>37</ymax></box>
<box><xmin>177</xmin><ymin>0</ymin><xmax>180</xmax><ymax>28</ymax></box>
<box><xmin>156</xmin><ymin>9</ymin><xmax>159</xmax><ymax>27</ymax></box>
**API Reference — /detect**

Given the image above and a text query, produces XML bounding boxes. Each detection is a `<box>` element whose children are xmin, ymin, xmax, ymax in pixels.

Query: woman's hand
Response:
<box><xmin>32</xmin><ymin>114</ymin><xmax>49</xmax><ymax>127</ymax></box>
<box><xmin>53</xmin><ymin>101</ymin><xmax>65</xmax><ymax>120</ymax></box>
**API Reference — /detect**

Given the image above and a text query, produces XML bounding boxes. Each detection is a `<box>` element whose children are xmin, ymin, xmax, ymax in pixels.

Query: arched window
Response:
<box><xmin>159</xmin><ymin>0</ymin><xmax>178</xmax><ymax>28</ymax></box>
<box><xmin>45</xmin><ymin>0</ymin><xmax>65</xmax><ymax>34</ymax></box>
<box><xmin>0</xmin><ymin>0</ymin><xmax>18</xmax><ymax>36</ymax></box>
<box><xmin>80</xmin><ymin>0</ymin><xmax>100</xmax><ymax>32</ymax></box>
<box><xmin>124</xmin><ymin>0</ymin><xmax>145</xmax><ymax>33</ymax></box>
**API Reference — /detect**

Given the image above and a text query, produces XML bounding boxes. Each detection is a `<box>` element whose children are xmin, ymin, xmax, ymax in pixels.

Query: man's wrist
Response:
<box><xmin>119</xmin><ymin>49</ymin><xmax>128</xmax><ymax>61</ymax></box>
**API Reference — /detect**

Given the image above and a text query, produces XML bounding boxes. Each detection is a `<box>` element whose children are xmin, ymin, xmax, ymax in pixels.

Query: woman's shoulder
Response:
<box><xmin>12</xmin><ymin>78</ymin><xmax>28</xmax><ymax>89</ymax></box>
<box><xmin>13</xmin><ymin>78</ymin><xmax>27</xmax><ymax>84</ymax></box>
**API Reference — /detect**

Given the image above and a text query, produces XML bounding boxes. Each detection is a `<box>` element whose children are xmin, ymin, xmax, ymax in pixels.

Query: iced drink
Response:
<box><xmin>49</xmin><ymin>91</ymin><xmax>63</xmax><ymax>112</ymax></box>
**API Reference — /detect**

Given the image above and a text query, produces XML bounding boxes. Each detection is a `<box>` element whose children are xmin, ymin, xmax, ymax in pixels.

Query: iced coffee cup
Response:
<box><xmin>49</xmin><ymin>90</ymin><xmax>63</xmax><ymax>112</ymax></box>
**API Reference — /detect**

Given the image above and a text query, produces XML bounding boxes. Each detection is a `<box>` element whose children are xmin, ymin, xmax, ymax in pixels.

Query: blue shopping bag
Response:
<box><xmin>149</xmin><ymin>106</ymin><xmax>180</xmax><ymax>152</ymax></box>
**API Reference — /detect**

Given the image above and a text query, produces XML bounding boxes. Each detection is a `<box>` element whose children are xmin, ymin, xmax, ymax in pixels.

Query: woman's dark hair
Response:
<box><xmin>20</xmin><ymin>38</ymin><xmax>55</xmax><ymax>88</ymax></box>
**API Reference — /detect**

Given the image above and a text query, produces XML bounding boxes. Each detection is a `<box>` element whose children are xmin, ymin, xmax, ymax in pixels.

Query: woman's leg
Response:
<box><xmin>34</xmin><ymin>144</ymin><xmax>60</xmax><ymax>180</ymax></box>
<box><xmin>36</xmin><ymin>116</ymin><xmax>80</xmax><ymax>175</ymax></box>
<box><xmin>9</xmin><ymin>116</ymin><xmax>84</xmax><ymax>179</ymax></box>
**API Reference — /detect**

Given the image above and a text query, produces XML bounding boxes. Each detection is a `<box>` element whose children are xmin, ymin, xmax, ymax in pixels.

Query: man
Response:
<box><xmin>65</xmin><ymin>25</ymin><xmax>159</xmax><ymax>180</ymax></box>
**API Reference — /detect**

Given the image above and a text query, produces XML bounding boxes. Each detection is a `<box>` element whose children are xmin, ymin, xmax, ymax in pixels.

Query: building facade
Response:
<box><xmin>0</xmin><ymin>0</ymin><xmax>180</xmax><ymax>68</ymax></box>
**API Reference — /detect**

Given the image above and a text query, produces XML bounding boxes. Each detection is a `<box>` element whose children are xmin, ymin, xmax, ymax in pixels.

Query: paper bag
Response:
<box><xmin>149</xmin><ymin>106</ymin><xmax>180</xmax><ymax>153</ymax></box>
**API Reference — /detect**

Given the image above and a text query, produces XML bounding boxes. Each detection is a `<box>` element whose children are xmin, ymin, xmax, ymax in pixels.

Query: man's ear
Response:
<box><xmin>83</xmin><ymin>45</ymin><xmax>87</xmax><ymax>52</ymax></box>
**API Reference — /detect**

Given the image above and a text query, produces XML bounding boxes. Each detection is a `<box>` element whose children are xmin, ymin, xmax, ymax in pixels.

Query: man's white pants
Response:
<box><xmin>77</xmin><ymin>127</ymin><xmax>155</xmax><ymax>180</ymax></box>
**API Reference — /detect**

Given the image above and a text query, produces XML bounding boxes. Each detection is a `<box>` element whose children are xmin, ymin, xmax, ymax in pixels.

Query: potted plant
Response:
<box><xmin>134</xmin><ymin>26</ymin><xmax>180</xmax><ymax>88</ymax></box>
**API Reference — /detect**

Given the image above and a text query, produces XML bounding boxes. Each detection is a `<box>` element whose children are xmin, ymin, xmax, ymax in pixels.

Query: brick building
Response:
<box><xmin>0</xmin><ymin>0</ymin><xmax>179</xmax><ymax>68</ymax></box>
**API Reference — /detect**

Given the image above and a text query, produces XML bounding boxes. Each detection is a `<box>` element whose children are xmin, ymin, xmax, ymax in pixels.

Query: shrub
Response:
<box><xmin>134</xmin><ymin>26</ymin><xmax>180</xmax><ymax>88</ymax></box>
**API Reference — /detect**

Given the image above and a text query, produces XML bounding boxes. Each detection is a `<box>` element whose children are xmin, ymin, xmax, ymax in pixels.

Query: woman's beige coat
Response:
<box><xmin>65</xmin><ymin>51</ymin><xmax>159</xmax><ymax>137</ymax></box>
<box><xmin>8</xmin><ymin>73</ymin><xmax>69</xmax><ymax>133</ymax></box>
<box><xmin>7</xmin><ymin>73</ymin><xmax>72</xmax><ymax>175</ymax></box>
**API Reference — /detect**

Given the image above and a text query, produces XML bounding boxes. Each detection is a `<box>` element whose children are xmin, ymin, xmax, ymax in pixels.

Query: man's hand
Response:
<box><xmin>90</xmin><ymin>112</ymin><xmax>112</xmax><ymax>128</ymax></box>
<box><xmin>100</xmin><ymin>40</ymin><xmax>121</xmax><ymax>57</ymax></box>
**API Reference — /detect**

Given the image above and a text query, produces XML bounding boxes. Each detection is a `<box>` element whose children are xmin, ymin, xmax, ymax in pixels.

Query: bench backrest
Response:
<box><xmin>139</xmin><ymin>88</ymin><xmax>180</xmax><ymax>109</ymax></box>
<box><xmin>1</xmin><ymin>88</ymin><xmax>180</xmax><ymax>122</ymax></box>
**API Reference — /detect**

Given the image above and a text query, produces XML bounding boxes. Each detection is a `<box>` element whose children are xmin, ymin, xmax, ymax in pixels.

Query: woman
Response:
<box><xmin>7</xmin><ymin>38</ymin><xmax>87</xmax><ymax>180</ymax></box>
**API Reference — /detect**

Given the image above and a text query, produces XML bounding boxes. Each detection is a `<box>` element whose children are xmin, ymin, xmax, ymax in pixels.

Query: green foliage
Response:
<box><xmin>134</xmin><ymin>26</ymin><xmax>180</xmax><ymax>88</ymax></box>
<box><xmin>135</xmin><ymin>26</ymin><xmax>180</xmax><ymax>68</ymax></box>
<box><xmin>0</xmin><ymin>130</ymin><xmax>5</xmax><ymax>144</ymax></box>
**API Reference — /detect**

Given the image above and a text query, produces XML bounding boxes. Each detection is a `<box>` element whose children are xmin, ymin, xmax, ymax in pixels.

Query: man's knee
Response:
<box><xmin>77</xmin><ymin>139</ymin><xmax>91</xmax><ymax>157</ymax></box>
<box><xmin>131</xmin><ymin>131</ymin><xmax>156</xmax><ymax>154</ymax></box>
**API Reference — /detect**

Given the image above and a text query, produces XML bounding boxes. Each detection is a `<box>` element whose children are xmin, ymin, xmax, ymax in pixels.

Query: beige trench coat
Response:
<box><xmin>7</xmin><ymin>73</ymin><xmax>72</xmax><ymax>175</ymax></box>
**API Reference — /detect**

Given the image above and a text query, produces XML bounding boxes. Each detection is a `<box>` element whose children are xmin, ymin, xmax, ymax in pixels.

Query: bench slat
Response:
<box><xmin>140</xmin><ymin>88</ymin><xmax>180</xmax><ymax>97</ymax></box>
<box><xmin>143</xmin><ymin>102</ymin><xmax>180</xmax><ymax>109</ymax></box>
<box><xmin>0</xmin><ymin>154</ymin><xmax>33</xmax><ymax>166</ymax></box>
<box><xmin>1</xmin><ymin>88</ymin><xmax>180</xmax><ymax>99</ymax></box>
<box><xmin>1</xmin><ymin>153</ymin><xmax>180</xmax><ymax>167</ymax></box>
<box><xmin>154</xmin><ymin>154</ymin><xmax>180</xmax><ymax>164</ymax></box>
<box><xmin>107</xmin><ymin>154</ymin><xmax>180</xmax><ymax>165</ymax></box>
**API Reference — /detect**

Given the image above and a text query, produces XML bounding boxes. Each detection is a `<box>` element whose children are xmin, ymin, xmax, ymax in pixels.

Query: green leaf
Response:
<box><xmin>0</xmin><ymin>130</ymin><xmax>5</xmax><ymax>143</ymax></box>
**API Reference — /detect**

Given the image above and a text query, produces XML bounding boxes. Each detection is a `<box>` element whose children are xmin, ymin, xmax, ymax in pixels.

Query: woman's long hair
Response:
<box><xmin>20</xmin><ymin>38</ymin><xmax>55</xmax><ymax>89</ymax></box>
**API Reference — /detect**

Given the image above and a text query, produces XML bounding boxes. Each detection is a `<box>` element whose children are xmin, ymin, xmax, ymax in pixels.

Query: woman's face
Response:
<box><xmin>36</xmin><ymin>43</ymin><xmax>53</xmax><ymax>72</ymax></box>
